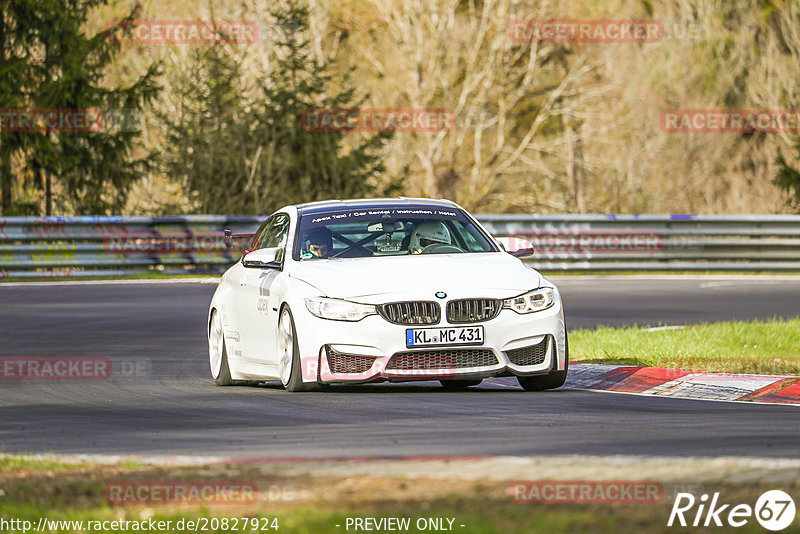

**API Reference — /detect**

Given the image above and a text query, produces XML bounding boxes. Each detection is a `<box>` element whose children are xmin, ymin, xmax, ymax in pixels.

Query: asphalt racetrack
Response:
<box><xmin>1</xmin><ymin>276</ymin><xmax>799</xmax><ymax>460</ymax></box>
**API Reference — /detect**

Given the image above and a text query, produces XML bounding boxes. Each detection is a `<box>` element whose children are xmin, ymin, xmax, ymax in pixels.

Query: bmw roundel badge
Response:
<box><xmin>435</xmin><ymin>291</ymin><xmax>447</xmax><ymax>299</ymax></box>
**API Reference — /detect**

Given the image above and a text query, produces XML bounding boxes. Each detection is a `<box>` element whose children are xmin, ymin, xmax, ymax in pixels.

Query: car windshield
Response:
<box><xmin>294</xmin><ymin>206</ymin><xmax>497</xmax><ymax>260</ymax></box>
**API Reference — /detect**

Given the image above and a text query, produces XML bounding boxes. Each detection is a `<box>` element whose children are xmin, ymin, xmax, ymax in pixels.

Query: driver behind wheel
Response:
<box><xmin>409</xmin><ymin>221</ymin><xmax>451</xmax><ymax>254</ymax></box>
<box><xmin>305</xmin><ymin>228</ymin><xmax>333</xmax><ymax>259</ymax></box>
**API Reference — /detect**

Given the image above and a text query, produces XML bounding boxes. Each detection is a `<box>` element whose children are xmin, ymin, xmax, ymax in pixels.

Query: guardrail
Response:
<box><xmin>479</xmin><ymin>214</ymin><xmax>800</xmax><ymax>272</ymax></box>
<box><xmin>0</xmin><ymin>215</ymin><xmax>258</xmax><ymax>279</ymax></box>
<box><xmin>0</xmin><ymin>214</ymin><xmax>799</xmax><ymax>278</ymax></box>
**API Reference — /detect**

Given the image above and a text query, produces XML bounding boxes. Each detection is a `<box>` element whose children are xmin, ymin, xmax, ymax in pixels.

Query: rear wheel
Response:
<box><xmin>277</xmin><ymin>307</ymin><xmax>316</xmax><ymax>392</ymax></box>
<box><xmin>439</xmin><ymin>379</ymin><xmax>482</xmax><ymax>390</ymax></box>
<box><xmin>517</xmin><ymin>335</ymin><xmax>568</xmax><ymax>391</ymax></box>
<box><xmin>209</xmin><ymin>310</ymin><xmax>233</xmax><ymax>386</ymax></box>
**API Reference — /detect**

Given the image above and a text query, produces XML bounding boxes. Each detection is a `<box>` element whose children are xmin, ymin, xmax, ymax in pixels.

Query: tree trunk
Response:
<box><xmin>566</xmin><ymin>123</ymin><xmax>586</xmax><ymax>214</ymax></box>
<box><xmin>45</xmin><ymin>168</ymin><xmax>52</xmax><ymax>215</ymax></box>
<box><xmin>1</xmin><ymin>155</ymin><xmax>10</xmax><ymax>214</ymax></box>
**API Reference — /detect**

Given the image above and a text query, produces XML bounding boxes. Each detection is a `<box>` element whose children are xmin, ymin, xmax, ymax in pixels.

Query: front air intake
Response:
<box><xmin>386</xmin><ymin>349</ymin><xmax>498</xmax><ymax>370</ymax></box>
<box><xmin>504</xmin><ymin>336</ymin><xmax>549</xmax><ymax>366</ymax></box>
<box><xmin>325</xmin><ymin>347</ymin><xmax>376</xmax><ymax>374</ymax></box>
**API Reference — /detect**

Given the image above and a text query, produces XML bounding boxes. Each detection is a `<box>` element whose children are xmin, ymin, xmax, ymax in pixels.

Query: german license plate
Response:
<box><xmin>405</xmin><ymin>326</ymin><xmax>484</xmax><ymax>347</ymax></box>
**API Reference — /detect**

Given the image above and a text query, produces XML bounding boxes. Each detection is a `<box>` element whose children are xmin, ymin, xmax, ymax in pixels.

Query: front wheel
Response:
<box><xmin>277</xmin><ymin>306</ymin><xmax>316</xmax><ymax>392</ymax></box>
<box><xmin>517</xmin><ymin>335</ymin><xmax>568</xmax><ymax>391</ymax></box>
<box><xmin>209</xmin><ymin>310</ymin><xmax>233</xmax><ymax>386</ymax></box>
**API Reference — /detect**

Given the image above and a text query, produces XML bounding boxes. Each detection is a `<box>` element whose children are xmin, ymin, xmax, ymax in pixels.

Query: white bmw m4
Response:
<box><xmin>208</xmin><ymin>198</ymin><xmax>568</xmax><ymax>392</ymax></box>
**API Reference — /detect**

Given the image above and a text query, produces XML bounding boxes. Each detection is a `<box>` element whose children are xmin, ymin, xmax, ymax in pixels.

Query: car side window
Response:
<box><xmin>245</xmin><ymin>218</ymin><xmax>271</xmax><ymax>254</ymax></box>
<box><xmin>257</xmin><ymin>214</ymin><xmax>290</xmax><ymax>261</ymax></box>
<box><xmin>450</xmin><ymin>221</ymin><xmax>487</xmax><ymax>252</ymax></box>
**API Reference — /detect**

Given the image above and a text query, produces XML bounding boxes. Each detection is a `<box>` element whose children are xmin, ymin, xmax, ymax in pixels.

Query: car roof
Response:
<box><xmin>296</xmin><ymin>197</ymin><xmax>460</xmax><ymax>216</ymax></box>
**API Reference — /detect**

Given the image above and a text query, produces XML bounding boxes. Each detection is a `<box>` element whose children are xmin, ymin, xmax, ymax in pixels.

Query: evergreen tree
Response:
<box><xmin>163</xmin><ymin>1</ymin><xmax>398</xmax><ymax>215</ymax></box>
<box><xmin>0</xmin><ymin>0</ymin><xmax>160</xmax><ymax>215</ymax></box>
<box><xmin>253</xmin><ymin>0</ymin><xmax>398</xmax><ymax>212</ymax></box>
<box><xmin>0</xmin><ymin>0</ymin><xmax>40</xmax><ymax>214</ymax></box>
<box><xmin>160</xmin><ymin>42</ymin><xmax>256</xmax><ymax>214</ymax></box>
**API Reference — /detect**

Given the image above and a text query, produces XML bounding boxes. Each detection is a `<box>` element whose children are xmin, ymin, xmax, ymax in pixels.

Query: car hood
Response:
<box><xmin>289</xmin><ymin>252</ymin><xmax>542</xmax><ymax>300</ymax></box>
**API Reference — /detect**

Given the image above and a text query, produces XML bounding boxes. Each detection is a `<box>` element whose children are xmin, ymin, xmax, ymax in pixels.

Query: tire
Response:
<box><xmin>517</xmin><ymin>334</ymin><xmax>569</xmax><ymax>391</ymax></box>
<box><xmin>277</xmin><ymin>306</ymin><xmax>316</xmax><ymax>392</ymax></box>
<box><xmin>209</xmin><ymin>310</ymin><xmax>233</xmax><ymax>386</ymax></box>
<box><xmin>439</xmin><ymin>379</ymin><xmax>482</xmax><ymax>390</ymax></box>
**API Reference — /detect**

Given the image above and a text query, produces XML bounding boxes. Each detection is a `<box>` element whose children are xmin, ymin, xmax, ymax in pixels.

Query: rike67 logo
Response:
<box><xmin>668</xmin><ymin>490</ymin><xmax>796</xmax><ymax>531</ymax></box>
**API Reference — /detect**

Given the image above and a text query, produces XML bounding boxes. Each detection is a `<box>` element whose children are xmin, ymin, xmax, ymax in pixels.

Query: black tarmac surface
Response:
<box><xmin>1</xmin><ymin>277</ymin><xmax>798</xmax><ymax>459</ymax></box>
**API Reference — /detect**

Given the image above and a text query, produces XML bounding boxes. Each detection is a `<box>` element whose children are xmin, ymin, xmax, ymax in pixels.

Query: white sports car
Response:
<box><xmin>207</xmin><ymin>198</ymin><xmax>568</xmax><ymax>392</ymax></box>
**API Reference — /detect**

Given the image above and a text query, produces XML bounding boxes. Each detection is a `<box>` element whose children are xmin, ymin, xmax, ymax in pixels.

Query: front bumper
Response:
<box><xmin>292</xmin><ymin>296</ymin><xmax>566</xmax><ymax>384</ymax></box>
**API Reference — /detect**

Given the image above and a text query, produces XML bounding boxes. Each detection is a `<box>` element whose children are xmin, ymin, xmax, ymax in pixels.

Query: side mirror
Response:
<box><xmin>510</xmin><ymin>247</ymin><xmax>535</xmax><ymax>258</ymax></box>
<box><xmin>242</xmin><ymin>247</ymin><xmax>282</xmax><ymax>269</ymax></box>
<box><xmin>494</xmin><ymin>236</ymin><xmax>535</xmax><ymax>258</ymax></box>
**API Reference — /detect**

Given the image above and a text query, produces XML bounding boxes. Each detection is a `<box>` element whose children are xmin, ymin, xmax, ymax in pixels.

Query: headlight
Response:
<box><xmin>503</xmin><ymin>287</ymin><xmax>555</xmax><ymax>314</ymax></box>
<box><xmin>305</xmin><ymin>297</ymin><xmax>376</xmax><ymax>321</ymax></box>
